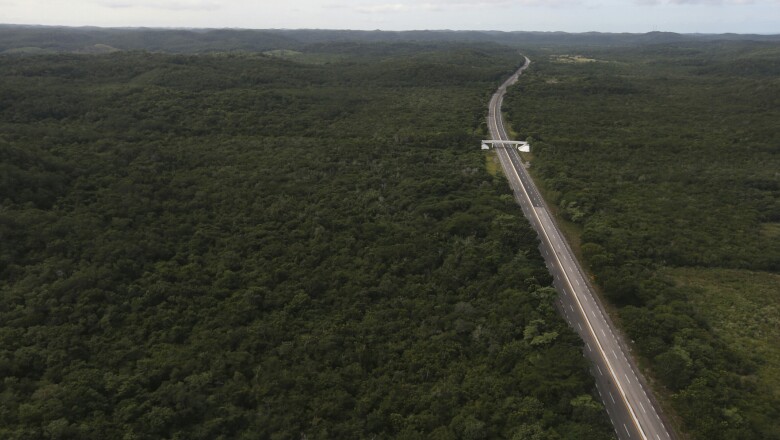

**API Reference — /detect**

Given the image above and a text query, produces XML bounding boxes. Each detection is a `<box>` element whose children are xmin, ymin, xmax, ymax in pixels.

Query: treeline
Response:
<box><xmin>2</xmin><ymin>24</ymin><xmax>780</xmax><ymax>55</ymax></box>
<box><xmin>0</xmin><ymin>47</ymin><xmax>615</xmax><ymax>438</ymax></box>
<box><xmin>505</xmin><ymin>43</ymin><xmax>779</xmax><ymax>439</ymax></box>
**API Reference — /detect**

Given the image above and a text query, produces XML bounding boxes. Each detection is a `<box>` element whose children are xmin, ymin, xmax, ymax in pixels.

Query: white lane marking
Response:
<box><xmin>609</xmin><ymin>391</ymin><xmax>615</xmax><ymax>403</ymax></box>
<box><xmin>586</xmin><ymin>342</ymin><xmax>591</xmax><ymax>351</ymax></box>
<box><xmin>569</xmin><ymin>304</ymin><xmax>574</xmax><ymax>311</ymax></box>
<box><xmin>625</xmin><ymin>424</ymin><xmax>632</xmax><ymax>437</ymax></box>
<box><xmin>578</xmin><ymin>322</ymin><xmax>582</xmax><ymax>330</ymax></box>
<box><xmin>611</xmin><ymin>349</ymin><xmax>617</xmax><ymax>358</ymax></box>
<box><xmin>640</xmin><ymin>402</ymin><xmax>646</xmax><ymax>414</ymax></box>
<box><xmin>601</xmin><ymin>328</ymin><xmax>607</xmax><ymax>337</ymax></box>
<box><xmin>492</xmin><ymin>74</ymin><xmax>653</xmax><ymax>440</ymax></box>
<box><xmin>625</xmin><ymin>373</ymin><xmax>631</xmax><ymax>384</ymax></box>
<box><xmin>597</xmin><ymin>365</ymin><xmax>603</xmax><ymax>376</ymax></box>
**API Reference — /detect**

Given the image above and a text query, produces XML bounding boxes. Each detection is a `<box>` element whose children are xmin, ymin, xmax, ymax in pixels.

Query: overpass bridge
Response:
<box><xmin>481</xmin><ymin>139</ymin><xmax>529</xmax><ymax>152</ymax></box>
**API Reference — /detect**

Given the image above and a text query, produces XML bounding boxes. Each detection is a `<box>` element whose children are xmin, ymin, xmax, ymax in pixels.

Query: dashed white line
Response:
<box><xmin>492</xmin><ymin>65</ymin><xmax>663</xmax><ymax>440</ymax></box>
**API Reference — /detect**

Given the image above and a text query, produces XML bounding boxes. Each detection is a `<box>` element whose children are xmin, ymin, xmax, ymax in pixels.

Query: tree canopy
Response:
<box><xmin>0</xmin><ymin>46</ymin><xmax>615</xmax><ymax>439</ymax></box>
<box><xmin>505</xmin><ymin>42</ymin><xmax>780</xmax><ymax>440</ymax></box>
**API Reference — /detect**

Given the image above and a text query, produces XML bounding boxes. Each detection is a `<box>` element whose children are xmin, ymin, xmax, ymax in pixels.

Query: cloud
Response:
<box><xmin>450</xmin><ymin>0</ymin><xmax>581</xmax><ymax>4</ymax></box>
<box><xmin>98</xmin><ymin>0</ymin><xmax>221</xmax><ymax>10</ymax></box>
<box><xmin>637</xmin><ymin>0</ymin><xmax>777</xmax><ymax>4</ymax></box>
<box><xmin>432</xmin><ymin>0</ymin><xmax>583</xmax><ymax>5</ymax></box>
<box><xmin>354</xmin><ymin>3</ymin><xmax>412</xmax><ymax>13</ymax></box>
<box><xmin>353</xmin><ymin>0</ymin><xmax>582</xmax><ymax>13</ymax></box>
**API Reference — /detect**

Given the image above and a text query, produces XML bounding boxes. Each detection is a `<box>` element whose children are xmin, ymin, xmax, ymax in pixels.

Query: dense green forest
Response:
<box><xmin>0</xmin><ymin>45</ymin><xmax>617</xmax><ymax>438</ymax></box>
<box><xmin>505</xmin><ymin>42</ymin><xmax>780</xmax><ymax>440</ymax></box>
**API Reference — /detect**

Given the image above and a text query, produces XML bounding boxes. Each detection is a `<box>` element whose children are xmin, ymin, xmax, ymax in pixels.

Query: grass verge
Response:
<box><xmin>485</xmin><ymin>150</ymin><xmax>502</xmax><ymax>177</ymax></box>
<box><xmin>665</xmin><ymin>267</ymin><xmax>780</xmax><ymax>398</ymax></box>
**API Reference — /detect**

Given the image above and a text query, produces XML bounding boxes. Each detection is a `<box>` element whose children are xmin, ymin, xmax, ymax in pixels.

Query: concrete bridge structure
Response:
<box><xmin>481</xmin><ymin>140</ymin><xmax>529</xmax><ymax>152</ymax></box>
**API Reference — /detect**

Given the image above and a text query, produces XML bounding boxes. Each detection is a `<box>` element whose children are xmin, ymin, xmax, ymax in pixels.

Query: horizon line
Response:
<box><xmin>1</xmin><ymin>23</ymin><xmax>778</xmax><ymax>36</ymax></box>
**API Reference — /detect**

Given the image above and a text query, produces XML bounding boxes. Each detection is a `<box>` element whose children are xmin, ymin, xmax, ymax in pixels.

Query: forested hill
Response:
<box><xmin>504</xmin><ymin>43</ymin><xmax>780</xmax><ymax>439</ymax></box>
<box><xmin>1</xmin><ymin>24</ymin><xmax>779</xmax><ymax>54</ymax></box>
<box><xmin>0</xmin><ymin>45</ymin><xmax>616</xmax><ymax>438</ymax></box>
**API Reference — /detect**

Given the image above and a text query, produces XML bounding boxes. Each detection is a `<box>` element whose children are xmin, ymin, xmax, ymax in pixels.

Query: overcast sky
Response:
<box><xmin>3</xmin><ymin>0</ymin><xmax>779</xmax><ymax>34</ymax></box>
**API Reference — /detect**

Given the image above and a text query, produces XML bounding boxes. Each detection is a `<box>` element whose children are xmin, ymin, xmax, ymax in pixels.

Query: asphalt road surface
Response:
<box><xmin>489</xmin><ymin>57</ymin><xmax>676</xmax><ymax>440</ymax></box>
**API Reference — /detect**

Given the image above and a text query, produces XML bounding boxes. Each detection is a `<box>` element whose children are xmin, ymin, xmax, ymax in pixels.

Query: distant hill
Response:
<box><xmin>0</xmin><ymin>24</ymin><xmax>778</xmax><ymax>54</ymax></box>
<box><xmin>0</xmin><ymin>25</ymin><xmax>301</xmax><ymax>53</ymax></box>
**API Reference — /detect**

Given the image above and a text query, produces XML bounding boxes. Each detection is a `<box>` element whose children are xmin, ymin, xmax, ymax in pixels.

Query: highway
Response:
<box><xmin>489</xmin><ymin>57</ymin><xmax>676</xmax><ymax>440</ymax></box>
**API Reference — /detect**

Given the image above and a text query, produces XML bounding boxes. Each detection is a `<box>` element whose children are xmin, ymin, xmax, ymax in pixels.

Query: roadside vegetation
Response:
<box><xmin>0</xmin><ymin>46</ymin><xmax>616</xmax><ymax>439</ymax></box>
<box><xmin>505</xmin><ymin>42</ymin><xmax>780</xmax><ymax>440</ymax></box>
<box><xmin>667</xmin><ymin>267</ymin><xmax>780</xmax><ymax>398</ymax></box>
